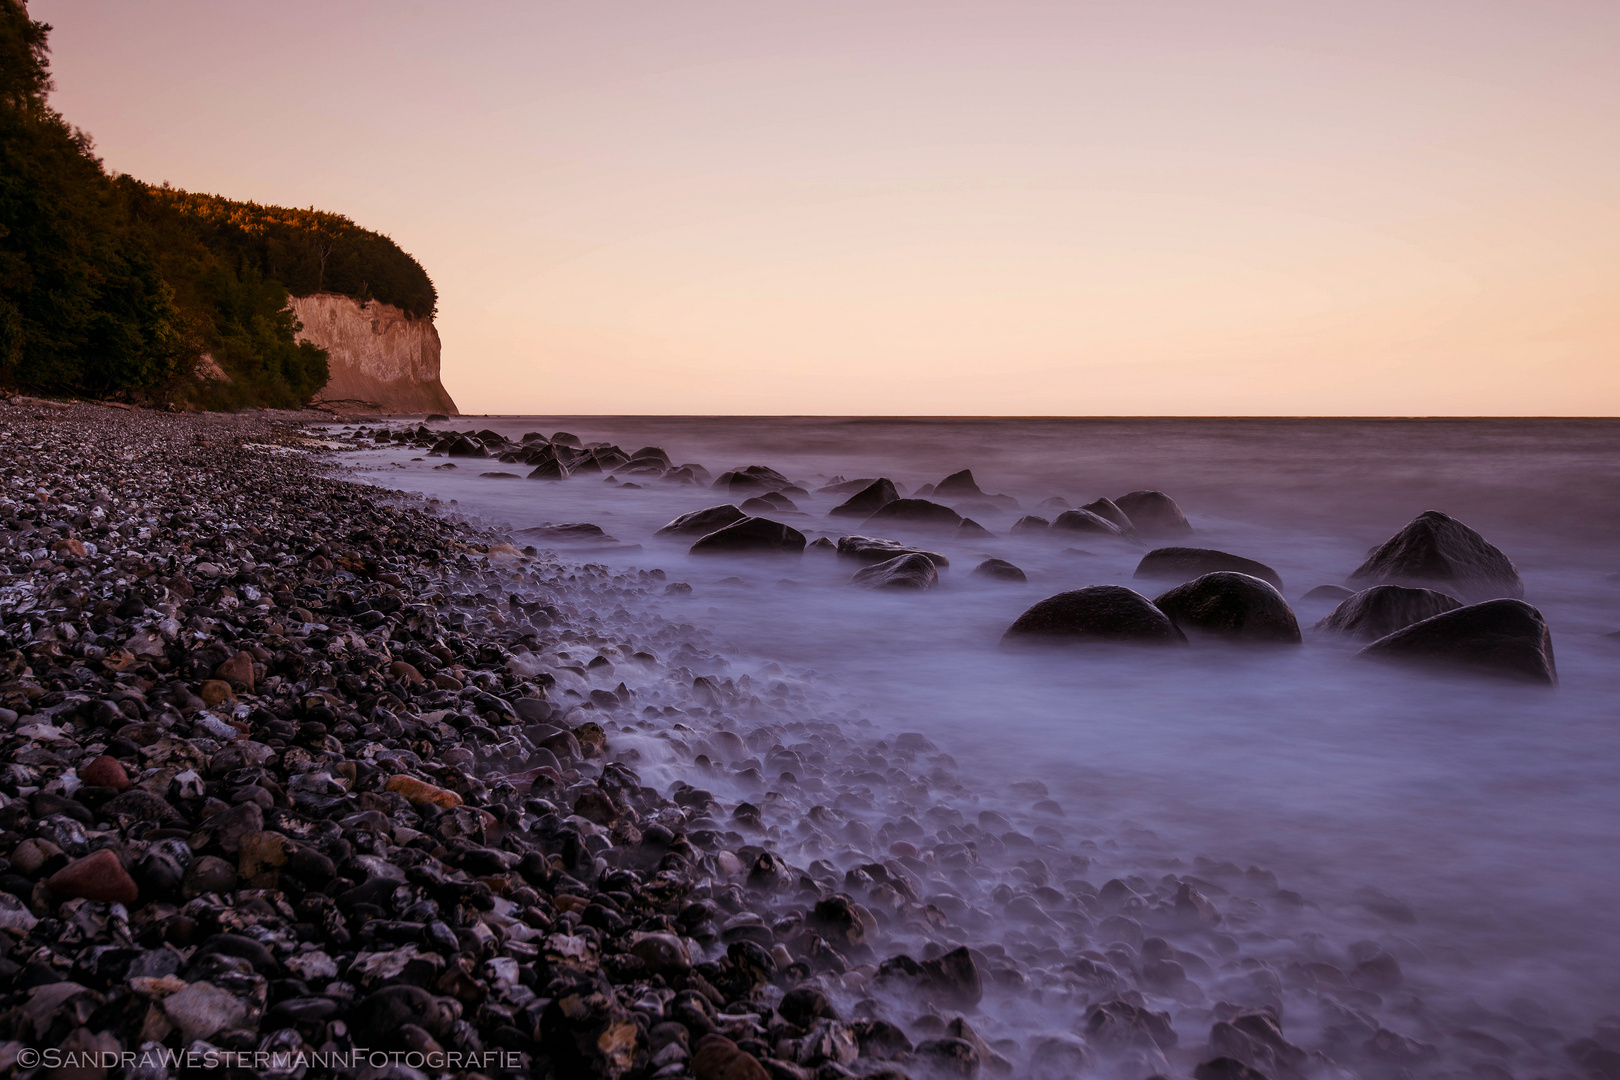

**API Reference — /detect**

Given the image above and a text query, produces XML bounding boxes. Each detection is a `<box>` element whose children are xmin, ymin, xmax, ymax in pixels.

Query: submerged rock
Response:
<box><xmin>934</xmin><ymin>469</ymin><xmax>985</xmax><ymax>498</ymax></box>
<box><xmin>1359</xmin><ymin>598</ymin><xmax>1556</xmax><ymax>683</ymax></box>
<box><xmin>836</xmin><ymin>535</ymin><xmax>949</xmax><ymax>568</ymax></box>
<box><xmin>1349</xmin><ymin>510</ymin><xmax>1524</xmax><ymax>600</ymax></box>
<box><xmin>657</xmin><ymin>503</ymin><xmax>749</xmax><ymax>537</ymax></box>
<box><xmin>1301</xmin><ymin>584</ymin><xmax>1355</xmax><ymax>603</ymax></box>
<box><xmin>1316</xmin><ymin>585</ymin><xmax>1463</xmax><ymax>641</ymax></box>
<box><xmin>1011</xmin><ymin>515</ymin><xmax>1051</xmax><ymax>534</ymax></box>
<box><xmin>829</xmin><ymin>478</ymin><xmax>900</xmax><ymax>517</ymax></box>
<box><xmin>1081</xmin><ymin>497</ymin><xmax>1135</xmax><ymax>533</ymax></box>
<box><xmin>851</xmin><ymin>552</ymin><xmax>939</xmax><ymax>590</ymax></box>
<box><xmin>1135</xmin><ymin>547</ymin><xmax>1285</xmax><ymax>592</ymax></box>
<box><xmin>690</xmin><ymin>517</ymin><xmax>807</xmax><ymax>555</ymax></box>
<box><xmin>1003</xmin><ymin>586</ymin><xmax>1186</xmax><ymax>646</ymax></box>
<box><xmin>1051</xmin><ymin>508</ymin><xmax>1126</xmax><ymax>537</ymax></box>
<box><xmin>865</xmin><ymin>498</ymin><xmax>964</xmax><ymax>529</ymax></box>
<box><xmin>1115</xmin><ymin>490</ymin><xmax>1193</xmax><ymax>537</ymax></box>
<box><xmin>1153</xmin><ymin>572</ymin><xmax>1301</xmax><ymax>644</ymax></box>
<box><xmin>973</xmin><ymin>558</ymin><xmax>1027</xmax><ymax>582</ymax></box>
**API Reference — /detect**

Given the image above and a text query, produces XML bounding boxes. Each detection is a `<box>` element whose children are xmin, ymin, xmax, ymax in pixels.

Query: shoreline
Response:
<box><xmin>0</xmin><ymin>402</ymin><xmax>1604</xmax><ymax>1080</ymax></box>
<box><xmin>0</xmin><ymin>403</ymin><xmax>1031</xmax><ymax>1080</ymax></box>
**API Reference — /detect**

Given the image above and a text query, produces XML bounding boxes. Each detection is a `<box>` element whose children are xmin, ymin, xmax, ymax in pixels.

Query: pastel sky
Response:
<box><xmin>35</xmin><ymin>0</ymin><xmax>1620</xmax><ymax>415</ymax></box>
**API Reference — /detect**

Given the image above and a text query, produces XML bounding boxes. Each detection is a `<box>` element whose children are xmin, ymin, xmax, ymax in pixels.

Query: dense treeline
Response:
<box><xmin>0</xmin><ymin>1</ymin><xmax>436</xmax><ymax>407</ymax></box>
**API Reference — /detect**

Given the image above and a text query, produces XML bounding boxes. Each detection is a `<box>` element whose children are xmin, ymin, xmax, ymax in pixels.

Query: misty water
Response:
<box><xmin>347</xmin><ymin>417</ymin><xmax>1620</xmax><ymax>1073</ymax></box>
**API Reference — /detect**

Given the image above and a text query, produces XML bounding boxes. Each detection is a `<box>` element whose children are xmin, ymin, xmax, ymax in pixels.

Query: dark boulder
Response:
<box><xmin>851</xmin><ymin>553</ymin><xmax>939</xmax><ymax>590</ymax></box>
<box><xmin>1153</xmin><ymin>573</ymin><xmax>1301</xmax><ymax>644</ymax></box>
<box><xmin>818</xmin><ymin>477</ymin><xmax>882</xmax><ymax>496</ymax></box>
<box><xmin>934</xmin><ymin>469</ymin><xmax>985</xmax><ymax>498</ymax></box>
<box><xmin>1359</xmin><ymin>599</ymin><xmax>1556</xmax><ymax>683</ymax></box>
<box><xmin>713</xmin><ymin>465</ymin><xmax>795</xmax><ymax>494</ymax></box>
<box><xmin>836</xmin><ymin>536</ymin><xmax>948</xmax><ymax>568</ymax></box>
<box><xmin>514</xmin><ymin>522</ymin><xmax>616</xmax><ymax>546</ymax></box>
<box><xmin>690</xmin><ymin>517</ymin><xmax>806</xmax><ymax>555</ymax></box>
<box><xmin>1348</xmin><ymin>510</ymin><xmax>1523</xmax><ymax>601</ymax></box>
<box><xmin>956</xmin><ymin>518</ymin><xmax>994</xmax><ymax>540</ymax></box>
<box><xmin>657</xmin><ymin>504</ymin><xmax>748</xmax><ymax>537</ymax></box>
<box><xmin>740</xmin><ymin>494</ymin><xmax>796</xmax><ymax>514</ymax></box>
<box><xmin>1011</xmin><ymin>515</ymin><xmax>1050</xmax><ymax>534</ymax></box>
<box><xmin>1080</xmin><ymin>497</ymin><xmax>1134</xmax><ymax>532</ymax></box>
<box><xmin>1135</xmin><ymin>547</ymin><xmax>1284</xmax><ymax>592</ymax></box>
<box><xmin>829</xmin><ymin>479</ymin><xmax>899</xmax><ymax>518</ymax></box>
<box><xmin>1115</xmin><ymin>490</ymin><xmax>1193</xmax><ymax>537</ymax></box>
<box><xmin>526</xmin><ymin>459</ymin><xmax>569</xmax><ymax>481</ymax></box>
<box><xmin>1315</xmin><ymin>586</ymin><xmax>1463</xmax><ymax>641</ymax></box>
<box><xmin>973</xmin><ymin>558</ymin><xmax>1026</xmax><ymax>583</ymax></box>
<box><xmin>1052</xmin><ymin>508</ymin><xmax>1126</xmax><ymax>537</ymax></box>
<box><xmin>1003</xmin><ymin>586</ymin><xmax>1186</xmax><ymax>646</ymax></box>
<box><xmin>865</xmin><ymin>499</ymin><xmax>964</xmax><ymax>530</ymax></box>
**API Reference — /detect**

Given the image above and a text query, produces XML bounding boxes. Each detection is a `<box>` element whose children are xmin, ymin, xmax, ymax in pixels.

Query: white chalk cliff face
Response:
<box><xmin>288</xmin><ymin>292</ymin><xmax>458</xmax><ymax>414</ymax></box>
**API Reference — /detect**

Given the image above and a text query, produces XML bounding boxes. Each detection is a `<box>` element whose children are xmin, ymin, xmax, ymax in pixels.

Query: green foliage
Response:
<box><xmin>0</xmin><ymin>0</ymin><xmax>183</xmax><ymax>398</ymax></box>
<box><xmin>0</xmin><ymin>0</ymin><xmax>434</xmax><ymax>407</ymax></box>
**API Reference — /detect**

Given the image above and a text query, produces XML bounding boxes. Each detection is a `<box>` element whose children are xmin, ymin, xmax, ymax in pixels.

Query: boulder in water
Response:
<box><xmin>1348</xmin><ymin>510</ymin><xmax>1523</xmax><ymax>601</ymax></box>
<box><xmin>836</xmin><ymin>536</ymin><xmax>949</xmax><ymax>568</ymax></box>
<box><xmin>714</xmin><ymin>465</ymin><xmax>796</xmax><ymax>494</ymax></box>
<box><xmin>935</xmin><ymin>469</ymin><xmax>985</xmax><ymax>497</ymax></box>
<box><xmin>1359</xmin><ymin>598</ymin><xmax>1556</xmax><ymax>683</ymax></box>
<box><xmin>656</xmin><ymin>504</ymin><xmax>748</xmax><ymax>537</ymax></box>
<box><xmin>1011</xmin><ymin>515</ymin><xmax>1051</xmax><ymax>534</ymax></box>
<box><xmin>1315</xmin><ymin>585</ymin><xmax>1463</xmax><ymax>641</ymax></box>
<box><xmin>689</xmin><ymin>517</ymin><xmax>806</xmax><ymax>555</ymax></box>
<box><xmin>865</xmin><ymin>499</ymin><xmax>964</xmax><ymax>529</ymax></box>
<box><xmin>829</xmin><ymin>478</ymin><xmax>899</xmax><ymax>517</ymax></box>
<box><xmin>1051</xmin><ymin>508</ymin><xmax>1125</xmax><ymax>537</ymax></box>
<box><xmin>973</xmin><ymin>558</ymin><xmax>1027</xmax><ymax>583</ymax></box>
<box><xmin>852</xmin><ymin>553</ymin><xmax>939</xmax><ymax>590</ymax></box>
<box><xmin>514</xmin><ymin>522</ymin><xmax>617</xmax><ymax>546</ymax></box>
<box><xmin>818</xmin><ymin>476</ymin><xmax>883</xmax><ymax>495</ymax></box>
<box><xmin>1115</xmin><ymin>490</ymin><xmax>1193</xmax><ymax>537</ymax></box>
<box><xmin>1152</xmin><ymin>572</ymin><xmax>1301</xmax><ymax>644</ymax></box>
<box><xmin>1080</xmin><ymin>497</ymin><xmax>1134</xmax><ymax>533</ymax></box>
<box><xmin>1003</xmin><ymin>586</ymin><xmax>1186</xmax><ymax>646</ymax></box>
<box><xmin>741</xmin><ymin>493</ymin><xmax>796</xmax><ymax>514</ymax></box>
<box><xmin>526</xmin><ymin>459</ymin><xmax>569</xmax><ymax>481</ymax></box>
<box><xmin>956</xmin><ymin>517</ymin><xmax>995</xmax><ymax>540</ymax></box>
<box><xmin>1135</xmin><ymin>547</ymin><xmax>1284</xmax><ymax>592</ymax></box>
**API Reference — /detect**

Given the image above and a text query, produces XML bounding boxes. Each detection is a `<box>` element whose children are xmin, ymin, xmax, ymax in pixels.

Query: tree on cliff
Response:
<box><xmin>0</xmin><ymin>1</ymin><xmax>437</xmax><ymax>407</ymax></box>
<box><xmin>0</xmin><ymin>0</ymin><xmax>183</xmax><ymax>398</ymax></box>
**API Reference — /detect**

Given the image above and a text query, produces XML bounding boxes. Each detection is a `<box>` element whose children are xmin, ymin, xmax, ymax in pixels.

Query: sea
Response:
<box><xmin>345</xmin><ymin>416</ymin><xmax>1620</xmax><ymax>1065</ymax></box>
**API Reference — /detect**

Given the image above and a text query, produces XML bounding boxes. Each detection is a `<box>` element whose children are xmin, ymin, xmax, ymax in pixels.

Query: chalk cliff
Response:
<box><xmin>289</xmin><ymin>293</ymin><xmax>458</xmax><ymax>414</ymax></box>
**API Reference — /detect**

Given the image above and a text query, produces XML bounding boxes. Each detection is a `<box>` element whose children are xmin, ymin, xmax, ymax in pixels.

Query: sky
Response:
<box><xmin>34</xmin><ymin>0</ymin><xmax>1620</xmax><ymax>415</ymax></box>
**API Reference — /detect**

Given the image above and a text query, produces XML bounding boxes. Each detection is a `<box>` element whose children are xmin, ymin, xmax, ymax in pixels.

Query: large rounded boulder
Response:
<box><xmin>656</xmin><ymin>504</ymin><xmax>748</xmax><ymax>537</ymax></box>
<box><xmin>1152</xmin><ymin>572</ymin><xmax>1301</xmax><ymax>644</ymax></box>
<box><xmin>1114</xmin><ymin>490</ymin><xmax>1193</xmax><ymax>537</ymax></box>
<box><xmin>1315</xmin><ymin>585</ymin><xmax>1463</xmax><ymax>642</ymax></box>
<box><xmin>851</xmin><ymin>553</ymin><xmax>939</xmax><ymax>590</ymax></box>
<box><xmin>1135</xmin><ymin>547</ymin><xmax>1284</xmax><ymax>592</ymax></box>
<box><xmin>1051</xmin><ymin>508</ymin><xmax>1126</xmax><ymax>537</ymax></box>
<box><xmin>1349</xmin><ymin>510</ymin><xmax>1523</xmax><ymax>601</ymax></box>
<box><xmin>1358</xmin><ymin>599</ymin><xmax>1556</xmax><ymax>684</ymax></box>
<box><xmin>973</xmin><ymin>558</ymin><xmax>1027</xmax><ymax>582</ymax></box>
<box><xmin>1003</xmin><ymin>586</ymin><xmax>1186</xmax><ymax>646</ymax></box>
<box><xmin>865</xmin><ymin>499</ymin><xmax>964</xmax><ymax>530</ymax></box>
<box><xmin>689</xmin><ymin>517</ymin><xmax>806</xmax><ymax>555</ymax></box>
<box><xmin>1080</xmin><ymin>497</ymin><xmax>1135</xmax><ymax>533</ymax></box>
<box><xmin>829</xmin><ymin>478</ymin><xmax>899</xmax><ymax>518</ymax></box>
<box><xmin>836</xmin><ymin>535</ymin><xmax>949</xmax><ymax>568</ymax></box>
<box><xmin>934</xmin><ymin>469</ymin><xmax>985</xmax><ymax>498</ymax></box>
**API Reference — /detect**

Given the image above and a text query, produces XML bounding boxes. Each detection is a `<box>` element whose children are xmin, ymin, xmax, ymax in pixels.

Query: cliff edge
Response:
<box><xmin>290</xmin><ymin>293</ymin><xmax>458</xmax><ymax>414</ymax></box>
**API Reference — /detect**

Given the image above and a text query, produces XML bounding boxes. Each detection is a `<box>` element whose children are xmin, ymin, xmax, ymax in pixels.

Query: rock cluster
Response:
<box><xmin>0</xmin><ymin>406</ymin><xmax>1031</xmax><ymax>1079</ymax></box>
